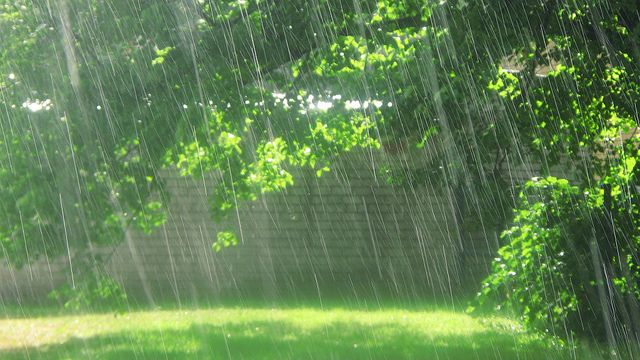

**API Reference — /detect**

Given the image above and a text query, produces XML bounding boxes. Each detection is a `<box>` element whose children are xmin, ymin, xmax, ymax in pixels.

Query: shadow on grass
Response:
<box><xmin>0</xmin><ymin>319</ymin><xmax>600</xmax><ymax>360</ymax></box>
<box><xmin>0</xmin><ymin>294</ymin><xmax>472</xmax><ymax>320</ymax></box>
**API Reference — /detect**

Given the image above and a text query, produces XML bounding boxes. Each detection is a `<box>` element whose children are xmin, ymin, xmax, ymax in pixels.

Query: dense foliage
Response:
<box><xmin>1</xmin><ymin>0</ymin><xmax>639</xmax><ymax>346</ymax></box>
<box><xmin>466</xmin><ymin>0</ymin><xmax>640</xmax><ymax>348</ymax></box>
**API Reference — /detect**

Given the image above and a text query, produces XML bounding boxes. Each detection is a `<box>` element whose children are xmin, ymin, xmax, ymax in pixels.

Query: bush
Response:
<box><xmin>474</xmin><ymin>176</ymin><xmax>640</xmax><ymax>342</ymax></box>
<box><xmin>49</xmin><ymin>271</ymin><xmax>127</xmax><ymax>312</ymax></box>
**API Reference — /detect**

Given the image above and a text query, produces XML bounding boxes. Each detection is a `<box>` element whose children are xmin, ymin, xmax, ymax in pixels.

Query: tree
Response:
<box><xmin>459</xmin><ymin>0</ymin><xmax>640</xmax><ymax>350</ymax></box>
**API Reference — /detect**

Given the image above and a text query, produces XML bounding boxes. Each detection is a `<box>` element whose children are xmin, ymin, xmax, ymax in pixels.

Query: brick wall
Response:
<box><xmin>1</xmin><ymin>147</ymin><xmax>468</xmax><ymax>304</ymax></box>
<box><xmin>0</xmin><ymin>145</ymin><xmax>579</xmax><ymax>305</ymax></box>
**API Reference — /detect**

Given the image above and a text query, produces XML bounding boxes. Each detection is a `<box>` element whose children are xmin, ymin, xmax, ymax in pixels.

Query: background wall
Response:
<box><xmin>0</xmin><ymin>146</ymin><xmax>571</xmax><ymax>305</ymax></box>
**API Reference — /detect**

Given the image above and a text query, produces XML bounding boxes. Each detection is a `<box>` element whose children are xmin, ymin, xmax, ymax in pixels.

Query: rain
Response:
<box><xmin>0</xmin><ymin>0</ymin><xmax>639</xmax><ymax>359</ymax></box>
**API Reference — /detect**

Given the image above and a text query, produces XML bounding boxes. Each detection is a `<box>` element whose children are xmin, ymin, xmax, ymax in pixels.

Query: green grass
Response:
<box><xmin>0</xmin><ymin>305</ymin><xmax>607</xmax><ymax>359</ymax></box>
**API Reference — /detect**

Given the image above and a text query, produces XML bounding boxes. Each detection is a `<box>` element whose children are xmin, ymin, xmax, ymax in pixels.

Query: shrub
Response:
<box><xmin>49</xmin><ymin>271</ymin><xmax>127</xmax><ymax>312</ymax></box>
<box><xmin>474</xmin><ymin>176</ymin><xmax>640</xmax><ymax>342</ymax></box>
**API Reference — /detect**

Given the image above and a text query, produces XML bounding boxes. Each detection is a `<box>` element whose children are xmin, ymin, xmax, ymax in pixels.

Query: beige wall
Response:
<box><xmin>0</xmin><ymin>148</ymin><xmax>469</xmax><ymax>305</ymax></box>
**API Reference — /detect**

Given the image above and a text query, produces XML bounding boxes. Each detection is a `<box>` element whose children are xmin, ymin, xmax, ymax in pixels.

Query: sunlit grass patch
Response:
<box><xmin>0</xmin><ymin>307</ymin><xmax>604</xmax><ymax>359</ymax></box>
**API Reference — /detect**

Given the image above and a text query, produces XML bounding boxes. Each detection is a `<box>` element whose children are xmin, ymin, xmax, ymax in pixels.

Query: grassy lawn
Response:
<box><xmin>0</xmin><ymin>305</ymin><xmax>606</xmax><ymax>359</ymax></box>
